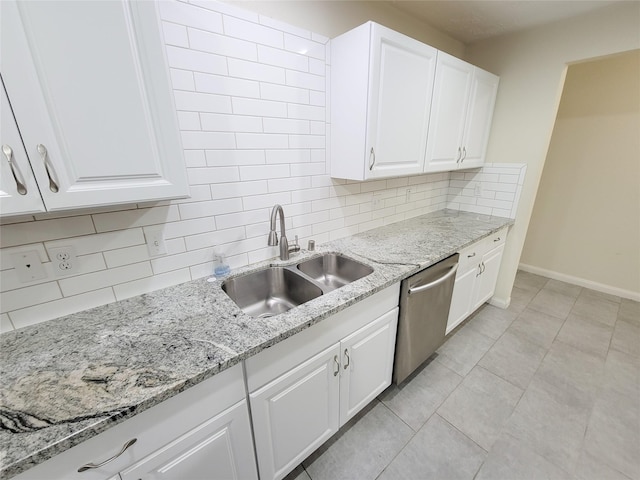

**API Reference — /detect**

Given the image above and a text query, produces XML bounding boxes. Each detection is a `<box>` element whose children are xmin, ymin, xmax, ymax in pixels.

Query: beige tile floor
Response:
<box><xmin>286</xmin><ymin>270</ymin><xmax>640</xmax><ymax>480</ymax></box>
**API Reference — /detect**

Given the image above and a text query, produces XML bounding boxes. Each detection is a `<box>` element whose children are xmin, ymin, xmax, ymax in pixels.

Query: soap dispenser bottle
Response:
<box><xmin>213</xmin><ymin>253</ymin><xmax>230</xmax><ymax>279</ymax></box>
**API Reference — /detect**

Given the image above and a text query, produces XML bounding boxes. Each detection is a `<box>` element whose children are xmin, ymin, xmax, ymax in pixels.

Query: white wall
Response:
<box><xmin>0</xmin><ymin>0</ymin><xmax>522</xmax><ymax>333</ymax></box>
<box><xmin>520</xmin><ymin>50</ymin><xmax>640</xmax><ymax>299</ymax></box>
<box><xmin>465</xmin><ymin>1</ymin><xmax>640</xmax><ymax>305</ymax></box>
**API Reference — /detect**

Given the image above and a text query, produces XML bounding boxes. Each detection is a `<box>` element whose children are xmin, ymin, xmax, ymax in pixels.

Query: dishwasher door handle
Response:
<box><xmin>408</xmin><ymin>263</ymin><xmax>458</xmax><ymax>295</ymax></box>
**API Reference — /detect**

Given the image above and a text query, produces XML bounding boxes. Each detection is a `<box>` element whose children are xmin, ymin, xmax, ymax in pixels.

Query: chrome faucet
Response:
<box><xmin>268</xmin><ymin>204</ymin><xmax>299</xmax><ymax>260</ymax></box>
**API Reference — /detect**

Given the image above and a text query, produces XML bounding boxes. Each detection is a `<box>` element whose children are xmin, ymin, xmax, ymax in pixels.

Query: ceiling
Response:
<box><xmin>386</xmin><ymin>1</ymin><xmax>623</xmax><ymax>44</ymax></box>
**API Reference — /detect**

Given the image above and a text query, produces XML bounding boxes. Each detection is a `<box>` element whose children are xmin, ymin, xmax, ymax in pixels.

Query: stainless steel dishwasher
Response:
<box><xmin>393</xmin><ymin>253</ymin><xmax>459</xmax><ymax>384</ymax></box>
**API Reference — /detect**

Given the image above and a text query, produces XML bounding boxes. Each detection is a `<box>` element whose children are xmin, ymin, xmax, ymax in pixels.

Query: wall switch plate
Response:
<box><xmin>145</xmin><ymin>228</ymin><xmax>167</xmax><ymax>256</ymax></box>
<box><xmin>11</xmin><ymin>250</ymin><xmax>47</xmax><ymax>283</ymax></box>
<box><xmin>405</xmin><ymin>188</ymin><xmax>413</xmax><ymax>203</ymax></box>
<box><xmin>474</xmin><ymin>183</ymin><xmax>483</xmax><ymax>197</ymax></box>
<box><xmin>48</xmin><ymin>246</ymin><xmax>78</xmax><ymax>277</ymax></box>
<box><xmin>372</xmin><ymin>193</ymin><xmax>383</xmax><ymax>209</ymax></box>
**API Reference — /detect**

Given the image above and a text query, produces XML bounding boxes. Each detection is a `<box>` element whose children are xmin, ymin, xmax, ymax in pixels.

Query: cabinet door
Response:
<box><xmin>250</xmin><ymin>344</ymin><xmax>340</xmax><ymax>480</ymax></box>
<box><xmin>1</xmin><ymin>0</ymin><xmax>188</xmax><ymax>212</ymax></box>
<box><xmin>339</xmin><ymin>307</ymin><xmax>398</xmax><ymax>425</ymax></box>
<box><xmin>446</xmin><ymin>264</ymin><xmax>478</xmax><ymax>334</ymax></box>
<box><xmin>0</xmin><ymin>80</ymin><xmax>46</xmax><ymax>216</ymax></box>
<box><xmin>120</xmin><ymin>400</ymin><xmax>257</xmax><ymax>480</ymax></box>
<box><xmin>460</xmin><ymin>69</ymin><xmax>499</xmax><ymax>169</ymax></box>
<box><xmin>424</xmin><ymin>52</ymin><xmax>473</xmax><ymax>173</ymax></box>
<box><xmin>473</xmin><ymin>243</ymin><xmax>505</xmax><ymax>309</ymax></box>
<box><xmin>366</xmin><ymin>24</ymin><xmax>437</xmax><ymax>179</ymax></box>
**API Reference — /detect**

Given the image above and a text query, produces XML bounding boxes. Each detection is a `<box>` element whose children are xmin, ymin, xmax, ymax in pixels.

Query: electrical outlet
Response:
<box><xmin>48</xmin><ymin>246</ymin><xmax>78</xmax><ymax>277</ymax></box>
<box><xmin>474</xmin><ymin>183</ymin><xmax>483</xmax><ymax>197</ymax></box>
<box><xmin>11</xmin><ymin>250</ymin><xmax>47</xmax><ymax>283</ymax></box>
<box><xmin>372</xmin><ymin>193</ymin><xmax>383</xmax><ymax>209</ymax></box>
<box><xmin>145</xmin><ymin>228</ymin><xmax>167</xmax><ymax>256</ymax></box>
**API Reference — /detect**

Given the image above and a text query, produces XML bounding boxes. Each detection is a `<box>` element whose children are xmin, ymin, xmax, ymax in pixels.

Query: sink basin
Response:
<box><xmin>296</xmin><ymin>253</ymin><xmax>373</xmax><ymax>291</ymax></box>
<box><xmin>222</xmin><ymin>267</ymin><xmax>322</xmax><ymax>318</ymax></box>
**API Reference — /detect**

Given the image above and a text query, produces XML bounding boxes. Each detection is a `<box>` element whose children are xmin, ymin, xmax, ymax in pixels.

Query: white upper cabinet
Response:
<box><xmin>425</xmin><ymin>52</ymin><xmax>499</xmax><ymax>173</ymax></box>
<box><xmin>1</xmin><ymin>82</ymin><xmax>46</xmax><ymax>216</ymax></box>
<box><xmin>331</xmin><ymin>22</ymin><xmax>437</xmax><ymax>180</ymax></box>
<box><xmin>0</xmin><ymin>0</ymin><xmax>189</xmax><ymax>216</ymax></box>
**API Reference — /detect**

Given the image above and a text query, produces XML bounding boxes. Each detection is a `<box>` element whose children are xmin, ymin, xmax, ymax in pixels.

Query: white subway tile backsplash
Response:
<box><xmin>179</xmin><ymin>198</ymin><xmax>244</xmax><ymax>220</ymax></box>
<box><xmin>288</xmin><ymin>135</ymin><xmax>325</xmax><ymax>150</ymax></box>
<box><xmin>286</xmin><ymin>70</ymin><xmax>325</xmax><ymax>91</ymax></box>
<box><xmin>287</xmin><ymin>104</ymin><xmax>325</xmax><ymax>121</ymax></box>
<box><xmin>223</xmin><ymin>15</ymin><xmax>283</xmax><ymax>48</ymax></box>
<box><xmin>236</xmin><ymin>133</ymin><xmax>289</xmax><ymax>149</ymax></box>
<box><xmin>215</xmin><ymin>208</ymin><xmax>269</xmax><ymax>230</ymax></box>
<box><xmin>187</xmin><ymin>166</ymin><xmax>240</xmax><ymax>185</ymax></box>
<box><xmin>291</xmin><ymin>187</ymin><xmax>330</xmax><ymax>203</ymax></box>
<box><xmin>174</xmin><ymin>90</ymin><xmax>232</xmax><ymax>113</ymax></box>
<box><xmin>259</xmin><ymin>15</ymin><xmax>311</xmax><ymax>39</ymax></box>
<box><xmin>159</xmin><ymin>1</ymin><xmax>223</xmax><ymax>31</ymax></box>
<box><xmin>170</xmin><ymin>68</ymin><xmax>196</xmax><ymax>91</ymax></box>
<box><xmin>163</xmin><ymin>217</ymin><xmax>216</xmax><ymax>239</ymax></box>
<box><xmin>9</xmin><ymin>288</ymin><xmax>116</xmax><ymax>330</ymax></box>
<box><xmin>206</xmin><ymin>149</ymin><xmax>265</xmax><ymax>166</ymax></box>
<box><xmin>290</xmin><ymin>162</ymin><xmax>325</xmax><ymax>177</ymax></box>
<box><xmin>1</xmin><ymin>314</ymin><xmax>14</xmax><ymax>333</ymax></box>
<box><xmin>260</xmin><ymin>83</ymin><xmax>310</xmax><ymax>104</ymax></box>
<box><xmin>192</xmin><ymin>0</ymin><xmax>259</xmax><ymax>22</ymax></box>
<box><xmin>0</xmin><ymin>216</ymin><xmax>95</xmax><ymax>248</ymax></box>
<box><xmin>200</xmin><ymin>113</ymin><xmax>262</xmax><ymax>133</ymax></box>
<box><xmin>232</xmin><ymin>97</ymin><xmax>288</xmax><ymax>117</ymax></box>
<box><xmin>268</xmin><ymin>176</ymin><xmax>312</xmax><ymax>193</ymax></box>
<box><xmin>166</xmin><ymin>46</ymin><xmax>228</xmax><ymax>75</ymax></box>
<box><xmin>283</xmin><ymin>34</ymin><xmax>325</xmax><ymax>60</ymax></box>
<box><xmin>59</xmin><ymin>262</ymin><xmax>153</xmax><ymax>297</ymax></box>
<box><xmin>242</xmin><ymin>192</ymin><xmax>291</xmax><ymax>211</ymax></box>
<box><xmin>188</xmin><ymin>28</ymin><xmax>257</xmax><ymax>61</ymax></box>
<box><xmin>185</xmin><ymin>226</ymin><xmax>245</xmax><ymax>251</ymax></box>
<box><xmin>113</xmin><ymin>268</ymin><xmax>192</xmax><ymax>301</ymax></box>
<box><xmin>309</xmin><ymin>90</ymin><xmax>325</xmax><ymax>106</ymax></box>
<box><xmin>258</xmin><ymin>45</ymin><xmax>309</xmax><ymax>72</ymax></box>
<box><xmin>162</xmin><ymin>21</ymin><xmax>189</xmax><ymax>47</ymax></box>
<box><xmin>195</xmin><ymin>72</ymin><xmax>261</xmax><ymax>98</ymax></box>
<box><xmin>177</xmin><ymin>111</ymin><xmax>201</xmax><ymax>130</ymax></box>
<box><xmin>211</xmin><ymin>180</ymin><xmax>269</xmax><ymax>199</ymax></box>
<box><xmin>184</xmin><ymin>150</ymin><xmax>207</xmax><ymax>167</ymax></box>
<box><xmin>239</xmin><ymin>164</ymin><xmax>290</xmax><ymax>181</ymax></box>
<box><xmin>228</xmin><ymin>58</ymin><xmax>285</xmax><ymax>84</ymax></box>
<box><xmin>309</xmin><ymin>58</ymin><xmax>326</xmax><ymax>76</ymax></box>
<box><xmin>263</xmin><ymin>118</ymin><xmax>310</xmax><ymax>134</ymax></box>
<box><xmin>93</xmin><ymin>206</ymin><xmax>180</xmax><ymax>233</ymax></box>
<box><xmin>266</xmin><ymin>149</ymin><xmax>310</xmax><ymax>164</ymax></box>
<box><xmin>1</xmin><ymin>282</ymin><xmax>62</xmax><ymax>313</ymax></box>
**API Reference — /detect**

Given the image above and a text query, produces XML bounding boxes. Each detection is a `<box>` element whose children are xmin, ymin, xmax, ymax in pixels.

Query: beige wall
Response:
<box><xmin>520</xmin><ymin>50</ymin><xmax>640</xmax><ymax>298</ymax></box>
<box><xmin>466</xmin><ymin>2</ymin><xmax>640</xmax><ymax>304</ymax></box>
<box><xmin>227</xmin><ymin>0</ymin><xmax>465</xmax><ymax>56</ymax></box>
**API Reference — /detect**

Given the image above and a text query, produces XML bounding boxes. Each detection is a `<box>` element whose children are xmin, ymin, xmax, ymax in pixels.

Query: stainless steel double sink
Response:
<box><xmin>221</xmin><ymin>253</ymin><xmax>374</xmax><ymax>318</ymax></box>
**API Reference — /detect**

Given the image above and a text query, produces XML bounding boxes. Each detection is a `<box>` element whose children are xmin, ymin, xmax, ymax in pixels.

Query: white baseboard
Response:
<box><xmin>489</xmin><ymin>296</ymin><xmax>511</xmax><ymax>309</ymax></box>
<box><xmin>518</xmin><ymin>263</ymin><xmax>640</xmax><ymax>302</ymax></box>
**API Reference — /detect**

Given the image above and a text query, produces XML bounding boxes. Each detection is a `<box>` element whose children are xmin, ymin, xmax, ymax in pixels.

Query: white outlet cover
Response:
<box><xmin>11</xmin><ymin>250</ymin><xmax>47</xmax><ymax>283</ymax></box>
<box><xmin>48</xmin><ymin>246</ymin><xmax>78</xmax><ymax>277</ymax></box>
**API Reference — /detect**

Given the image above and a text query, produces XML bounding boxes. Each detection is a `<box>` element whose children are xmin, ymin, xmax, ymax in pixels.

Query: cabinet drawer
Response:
<box><xmin>14</xmin><ymin>364</ymin><xmax>246</xmax><ymax>480</ymax></box>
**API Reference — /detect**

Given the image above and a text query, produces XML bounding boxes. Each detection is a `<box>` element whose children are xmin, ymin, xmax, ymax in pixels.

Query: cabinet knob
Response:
<box><xmin>2</xmin><ymin>144</ymin><xmax>28</xmax><ymax>195</ymax></box>
<box><xmin>36</xmin><ymin>144</ymin><xmax>60</xmax><ymax>193</ymax></box>
<box><xmin>77</xmin><ymin>438</ymin><xmax>137</xmax><ymax>472</ymax></box>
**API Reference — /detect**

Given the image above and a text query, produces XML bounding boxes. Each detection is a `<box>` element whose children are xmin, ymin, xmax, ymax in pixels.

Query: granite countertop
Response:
<box><xmin>0</xmin><ymin>209</ymin><xmax>513</xmax><ymax>478</ymax></box>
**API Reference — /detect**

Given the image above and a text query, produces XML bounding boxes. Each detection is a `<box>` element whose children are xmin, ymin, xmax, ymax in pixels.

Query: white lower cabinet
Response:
<box><xmin>119</xmin><ymin>400</ymin><xmax>255</xmax><ymax>480</ymax></box>
<box><xmin>447</xmin><ymin>228</ymin><xmax>508</xmax><ymax>333</ymax></box>
<box><xmin>13</xmin><ymin>364</ymin><xmax>257</xmax><ymax>480</ymax></box>
<box><xmin>246</xmin><ymin>285</ymin><xmax>400</xmax><ymax>480</ymax></box>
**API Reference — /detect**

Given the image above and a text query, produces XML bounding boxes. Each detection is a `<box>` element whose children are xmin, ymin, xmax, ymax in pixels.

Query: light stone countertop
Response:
<box><xmin>0</xmin><ymin>209</ymin><xmax>513</xmax><ymax>479</ymax></box>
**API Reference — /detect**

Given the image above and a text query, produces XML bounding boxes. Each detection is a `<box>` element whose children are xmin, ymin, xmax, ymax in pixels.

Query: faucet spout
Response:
<box><xmin>268</xmin><ymin>204</ymin><xmax>290</xmax><ymax>260</ymax></box>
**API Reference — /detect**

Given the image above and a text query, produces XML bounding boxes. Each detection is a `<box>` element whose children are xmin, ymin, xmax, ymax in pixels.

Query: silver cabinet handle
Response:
<box><xmin>36</xmin><ymin>144</ymin><xmax>59</xmax><ymax>193</ymax></box>
<box><xmin>461</xmin><ymin>146</ymin><xmax>467</xmax><ymax>162</ymax></box>
<box><xmin>333</xmin><ymin>355</ymin><xmax>340</xmax><ymax>376</ymax></box>
<box><xmin>467</xmin><ymin>252</ymin><xmax>476</xmax><ymax>258</ymax></box>
<box><xmin>408</xmin><ymin>263</ymin><xmax>459</xmax><ymax>295</ymax></box>
<box><xmin>2</xmin><ymin>145</ymin><xmax>27</xmax><ymax>195</ymax></box>
<box><xmin>455</xmin><ymin>147</ymin><xmax>462</xmax><ymax>164</ymax></box>
<box><xmin>476</xmin><ymin>264</ymin><xmax>482</xmax><ymax>277</ymax></box>
<box><xmin>369</xmin><ymin>147</ymin><xmax>376</xmax><ymax>171</ymax></box>
<box><xmin>77</xmin><ymin>438</ymin><xmax>137</xmax><ymax>472</ymax></box>
<box><xmin>494</xmin><ymin>237</ymin><xmax>501</xmax><ymax>242</ymax></box>
<box><xmin>343</xmin><ymin>349</ymin><xmax>350</xmax><ymax>370</ymax></box>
